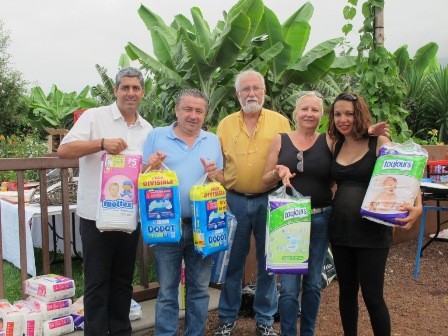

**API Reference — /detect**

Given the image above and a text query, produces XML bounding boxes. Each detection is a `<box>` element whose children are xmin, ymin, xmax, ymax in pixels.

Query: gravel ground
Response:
<box><xmin>143</xmin><ymin>239</ymin><xmax>448</xmax><ymax>335</ymax></box>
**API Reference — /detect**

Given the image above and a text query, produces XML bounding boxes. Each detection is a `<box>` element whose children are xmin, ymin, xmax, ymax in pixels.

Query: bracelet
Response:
<box><xmin>272</xmin><ymin>169</ymin><xmax>281</xmax><ymax>181</ymax></box>
<box><xmin>100</xmin><ymin>138</ymin><xmax>105</xmax><ymax>151</ymax></box>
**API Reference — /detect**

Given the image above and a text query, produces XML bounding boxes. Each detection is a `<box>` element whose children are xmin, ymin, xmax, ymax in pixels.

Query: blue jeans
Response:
<box><xmin>279</xmin><ymin>207</ymin><xmax>331</xmax><ymax>336</ymax></box>
<box><xmin>218</xmin><ymin>191</ymin><xmax>277</xmax><ymax>326</ymax></box>
<box><xmin>154</xmin><ymin>222</ymin><xmax>212</xmax><ymax>336</ymax></box>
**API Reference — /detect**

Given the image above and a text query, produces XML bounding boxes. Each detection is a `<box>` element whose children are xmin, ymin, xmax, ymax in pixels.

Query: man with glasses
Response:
<box><xmin>214</xmin><ymin>69</ymin><xmax>291</xmax><ymax>336</ymax></box>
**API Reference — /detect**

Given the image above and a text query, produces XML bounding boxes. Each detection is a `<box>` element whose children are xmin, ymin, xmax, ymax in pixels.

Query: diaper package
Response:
<box><xmin>28</xmin><ymin>297</ymin><xmax>71</xmax><ymax>321</ymax></box>
<box><xmin>210</xmin><ymin>211</ymin><xmax>237</xmax><ymax>284</ymax></box>
<box><xmin>13</xmin><ymin>300</ymin><xmax>43</xmax><ymax>336</ymax></box>
<box><xmin>190</xmin><ymin>178</ymin><xmax>229</xmax><ymax>257</ymax></box>
<box><xmin>97</xmin><ymin>153</ymin><xmax>142</xmax><ymax>233</ymax></box>
<box><xmin>42</xmin><ymin>316</ymin><xmax>74</xmax><ymax>336</ymax></box>
<box><xmin>0</xmin><ymin>300</ymin><xmax>23</xmax><ymax>336</ymax></box>
<box><xmin>69</xmin><ymin>296</ymin><xmax>84</xmax><ymax>330</ymax></box>
<box><xmin>266</xmin><ymin>186</ymin><xmax>311</xmax><ymax>275</ymax></box>
<box><xmin>138</xmin><ymin>170</ymin><xmax>182</xmax><ymax>244</ymax></box>
<box><xmin>25</xmin><ymin>274</ymin><xmax>75</xmax><ymax>302</ymax></box>
<box><xmin>361</xmin><ymin>141</ymin><xmax>428</xmax><ymax>227</ymax></box>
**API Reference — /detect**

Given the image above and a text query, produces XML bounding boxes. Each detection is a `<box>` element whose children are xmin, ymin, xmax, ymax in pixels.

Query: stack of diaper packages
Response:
<box><xmin>210</xmin><ymin>211</ymin><xmax>237</xmax><ymax>284</ymax></box>
<box><xmin>97</xmin><ymin>153</ymin><xmax>142</xmax><ymax>232</ymax></box>
<box><xmin>190</xmin><ymin>178</ymin><xmax>229</xmax><ymax>257</ymax></box>
<box><xmin>23</xmin><ymin>274</ymin><xmax>76</xmax><ymax>335</ymax></box>
<box><xmin>69</xmin><ymin>296</ymin><xmax>142</xmax><ymax>330</ymax></box>
<box><xmin>0</xmin><ymin>299</ymin><xmax>25</xmax><ymax>336</ymax></box>
<box><xmin>266</xmin><ymin>186</ymin><xmax>311</xmax><ymax>275</ymax></box>
<box><xmin>138</xmin><ymin>169</ymin><xmax>182</xmax><ymax>244</ymax></box>
<box><xmin>361</xmin><ymin>140</ymin><xmax>428</xmax><ymax>227</ymax></box>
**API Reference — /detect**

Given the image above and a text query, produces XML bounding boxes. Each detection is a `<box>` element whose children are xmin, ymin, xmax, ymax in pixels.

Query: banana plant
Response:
<box><xmin>25</xmin><ymin>85</ymin><xmax>95</xmax><ymax>130</ymax></box>
<box><xmin>256</xmin><ymin>1</ymin><xmax>355</xmax><ymax>114</ymax></box>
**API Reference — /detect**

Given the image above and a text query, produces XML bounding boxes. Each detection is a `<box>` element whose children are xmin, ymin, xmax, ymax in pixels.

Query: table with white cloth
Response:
<box><xmin>0</xmin><ymin>199</ymin><xmax>81</xmax><ymax>276</ymax></box>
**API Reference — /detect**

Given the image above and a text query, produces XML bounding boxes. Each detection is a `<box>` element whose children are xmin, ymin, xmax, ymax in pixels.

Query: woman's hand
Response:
<box><xmin>276</xmin><ymin>165</ymin><xmax>296</xmax><ymax>188</ymax></box>
<box><xmin>368</xmin><ymin>121</ymin><xmax>390</xmax><ymax>138</ymax></box>
<box><xmin>395</xmin><ymin>202</ymin><xmax>423</xmax><ymax>230</ymax></box>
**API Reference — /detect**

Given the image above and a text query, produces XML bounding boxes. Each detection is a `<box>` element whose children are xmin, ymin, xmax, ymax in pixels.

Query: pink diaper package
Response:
<box><xmin>0</xmin><ymin>300</ymin><xmax>23</xmax><ymax>336</ymax></box>
<box><xmin>24</xmin><ymin>274</ymin><xmax>75</xmax><ymax>302</ymax></box>
<box><xmin>42</xmin><ymin>316</ymin><xmax>74</xmax><ymax>336</ymax></box>
<box><xmin>13</xmin><ymin>300</ymin><xmax>43</xmax><ymax>336</ymax></box>
<box><xmin>28</xmin><ymin>297</ymin><xmax>71</xmax><ymax>321</ymax></box>
<box><xmin>97</xmin><ymin>153</ymin><xmax>142</xmax><ymax>233</ymax></box>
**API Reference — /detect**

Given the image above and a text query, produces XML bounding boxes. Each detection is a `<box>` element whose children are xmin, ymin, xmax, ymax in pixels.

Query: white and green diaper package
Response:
<box><xmin>266</xmin><ymin>186</ymin><xmax>311</xmax><ymax>275</ymax></box>
<box><xmin>360</xmin><ymin>140</ymin><xmax>428</xmax><ymax>227</ymax></box>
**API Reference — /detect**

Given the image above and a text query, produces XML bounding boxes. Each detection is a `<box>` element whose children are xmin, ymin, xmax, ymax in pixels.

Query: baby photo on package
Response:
<box><xmin>97</xmin><ymin>153</ymin><xmax>142</xmax><ymax>233</ymax></box>
<box><xmin>361</xmin><ymin>141</ymin><xmax>427</xmax><ymax>226</ymax></box>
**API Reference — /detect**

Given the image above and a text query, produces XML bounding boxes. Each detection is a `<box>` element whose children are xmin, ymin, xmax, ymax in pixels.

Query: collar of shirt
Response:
<box><xmin>111</xmin><ymin>102</ymin><xmax>144</xmax><ymax>126</ymax></box>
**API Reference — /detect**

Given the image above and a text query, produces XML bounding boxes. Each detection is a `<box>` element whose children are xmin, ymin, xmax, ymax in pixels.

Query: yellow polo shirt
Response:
<box><xmin>217</xmin><ymin>108</ymin><xmax>291</xmax><ymax>194</ymax></box>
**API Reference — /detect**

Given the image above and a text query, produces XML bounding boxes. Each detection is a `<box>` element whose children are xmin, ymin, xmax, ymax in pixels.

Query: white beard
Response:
<box><xmin>241</xmin><ymin>99</ymin><xmax>263</xmax><ymax>114</ymax></box>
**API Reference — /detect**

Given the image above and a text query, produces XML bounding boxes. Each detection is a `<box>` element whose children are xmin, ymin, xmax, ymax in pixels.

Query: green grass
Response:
<box><xmin>3</xmin><ymin>248</ymin><xmax>155</xmax><ymax>303</ymax></box>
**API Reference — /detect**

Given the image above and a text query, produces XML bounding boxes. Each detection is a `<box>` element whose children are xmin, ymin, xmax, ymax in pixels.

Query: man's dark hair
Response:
<box><xmin>115</xmin><ymin>67</ymin><xmax>144</xmax><ymax>88</ymax></box>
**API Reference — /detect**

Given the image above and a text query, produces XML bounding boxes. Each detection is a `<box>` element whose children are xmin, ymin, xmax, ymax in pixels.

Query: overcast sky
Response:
<box><xmin>1</xmin><ymin>0</ymin><xmax>446</xmax><ymax>93</ymax></box>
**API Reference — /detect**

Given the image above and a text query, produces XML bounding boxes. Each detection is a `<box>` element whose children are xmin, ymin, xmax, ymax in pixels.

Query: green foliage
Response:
<box><xmin>0</xmin><ymin>21</ymin><xmax>33</xmax><ymax>137</ymax></box>
<box><xmin>0</xmin><ymin>134</ymin><xmax>47</xmax><ymax>182</ymax></box>
<box><xmin>353</xmin><ymin>0</ymin><xmax>410</xmax><ymax>141</ymax></box>
<box><xmin>126</xmin><ymin>0</ymin><xmax>352</xmax><ymax>125</ymax></box>
<box><xmin>422</xmin><ymin>65</ymin><xmax>448</xmax><ymax>143</ymax></box>
<box><xmin>24</xmin><ymin>85</ymin><xmax>97</xmax><ymax>130</ymax></box>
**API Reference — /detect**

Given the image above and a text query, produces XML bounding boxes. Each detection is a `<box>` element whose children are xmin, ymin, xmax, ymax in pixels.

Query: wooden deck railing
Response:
<box><xmin>0</xmin><ymin>157</ymin><xmax>159</xmax><ymax>301</ymax></box>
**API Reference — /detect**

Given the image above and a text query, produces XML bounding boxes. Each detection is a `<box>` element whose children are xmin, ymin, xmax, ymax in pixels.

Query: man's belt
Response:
<box><xmin>228</xmin><ymin>189</ymin><xmax>269</xmax><ymax>199</ymax></box>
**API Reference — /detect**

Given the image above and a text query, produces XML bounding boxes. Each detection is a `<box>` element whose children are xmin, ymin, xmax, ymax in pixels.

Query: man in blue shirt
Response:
<box><xmin>142</xmin><ymin>88</ymin><xmax>223</xmax><ymax>336</ymax></box>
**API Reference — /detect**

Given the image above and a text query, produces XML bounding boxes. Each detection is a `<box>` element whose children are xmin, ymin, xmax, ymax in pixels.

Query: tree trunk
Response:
<box><xmin>374</xmin><ymin>6</ymin><xmax>384</xmax><ymax>46</ymax></box>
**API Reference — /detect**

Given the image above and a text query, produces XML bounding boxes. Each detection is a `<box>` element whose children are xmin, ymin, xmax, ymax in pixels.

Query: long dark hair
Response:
<box><xmin>328</xmin><ymin>93</ymin><xmax>372</xmax><ymax>141</ymax></box>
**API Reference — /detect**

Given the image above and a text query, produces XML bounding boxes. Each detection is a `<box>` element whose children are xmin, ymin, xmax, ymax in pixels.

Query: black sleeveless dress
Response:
<box><xmin>277</xmin><ymin>133</ymin><xmax>332</xmax><ymax>208</ymax></box>
<box><xmin>330</xmin><ymin>136</ymin><xmax>392</xmax><ymax>248</ymax></box>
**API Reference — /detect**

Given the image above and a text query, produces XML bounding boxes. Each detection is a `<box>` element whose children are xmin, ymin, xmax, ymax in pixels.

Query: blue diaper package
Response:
<box><xmin>138</xmin><ymin>170</ymin><xmax>181</xmax><ymax>244</ymax></box>
<box><xmin>190</xmin><ymin>181</ymin><xmax>229</xmax><ymax>257</ymax></box>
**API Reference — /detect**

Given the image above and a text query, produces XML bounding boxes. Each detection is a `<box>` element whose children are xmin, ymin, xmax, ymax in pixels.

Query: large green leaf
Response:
<box><xmin>330</xmin><ymin>55</ymin><xmax>357</xmax><ymax>74</ymax></box>
<box><xmin>282</xmin><ymin>2</ymin><xmax>314</xmax><ymax>28</ymax></box>
<box><xmin>179</xmin><ymin>27</ymin><xmax>212</xmax><ymax>86</ymax></box>
<box><xmin>118</xmin><ymin>53</ymin><xmax>131</xmax><ymax>68</ymax></box>
<box><xmin>207</xmin><ymin>86</ymin><xmax>234</xmax><ymax>121</ymax></box>
<box><xmin>228</xmin><ymin>0</ymin><xmax>264</xmax><ymax>45</ymax></box>
<box><xmin>151</xmin><ymin>29</ymin><xmax>175</xmax><ymax>68</ymax></box>
<box><xmin>125</xmin><ymin>43</ymin><xmax>188</xmax><ymax>87</ymax></box>
<box><xmin>393</xmin><ymin>45</ymin><xmax>410</xmax><ymax>74</ymax></box>
<box><xmin>283</xmin><ymin>21</ymin><xmax>310</xmax><ymax>63</ymax></box>
<box><xmin>244</xmin><ymin>42</ymin><xmax>284</xmax><ymax>71</ymax></box>
<box><xmin>191</xmin><ymin>7</ymin><xmax>212</xmax><ymax>52</ymax></box>
<box><xmin>207</xmin><ymin>12</ymin><xmax>250</xmax><ymax>69</ymax></box>
<box><xmin>172</xmin><ymin>14</ymin><xmax>194</xmax><ymax>32</ymax></box>
<box><xmin>138</xmin><ymin>5</ymin><xmax>176</xmax><ymax>47</ymax></box>
<box><xmin>257</xmin><ymin>6</ymin><xmax>290</xmax><ymax>80</ymax></box>
<box><xmin>283</xmin><ymin>50</ymin><xmax>335</xmax><ymax>86</ymax></box>
<box><xmin>413</xmin><ymin>42</ymin><xmax>439</xmax><ymax>74</ymax></box>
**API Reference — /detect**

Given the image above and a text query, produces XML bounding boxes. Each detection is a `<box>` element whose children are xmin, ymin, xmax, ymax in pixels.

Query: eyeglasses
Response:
<box><xmin>239</xmin><ymin>86</ymin><xmax>264</xmax><ymax>94</ymax></box>
<box><xmin>336</xmin><ymin>93</ymin><xmax>357</xmax><ymax>101</ymax></box>
<box><xmin>297</xmin><ymin>150</ymin><xmax>304</xmax><ymax>172</ymax></box>
<box><xmin>235</xmin><ymin>126</ymin><xmax>258</xmax><ymax>155</ymax></box>
<box><xmin>297</xmin><ymin>91</ymin><xmax>323</xmax><ymax>100</ymax></box>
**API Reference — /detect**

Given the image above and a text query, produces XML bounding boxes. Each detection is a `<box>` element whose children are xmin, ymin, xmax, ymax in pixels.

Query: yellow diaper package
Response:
<box><xmin>190</xmin><ymin>180</ymin><xmax>229</xmax><ymax>257</ymax></box>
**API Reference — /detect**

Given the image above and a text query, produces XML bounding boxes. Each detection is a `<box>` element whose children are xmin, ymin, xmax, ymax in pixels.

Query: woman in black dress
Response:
<box><xmin>328</xmin><ymin>93</ymin><xmax>422</xmax><ymax>336</ymax></box>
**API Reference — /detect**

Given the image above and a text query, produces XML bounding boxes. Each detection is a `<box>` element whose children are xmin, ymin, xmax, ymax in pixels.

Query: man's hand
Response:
<box><xmin>103</xmin><ymin>138</ymin><xmax>128</xmax><ymax>154</ymax></box>
<box><xmin>200</xmin><ymin>157</ymin><xmax>223</xmax><ymax>183</ymax></box>
<box><xmin>146</xmin><ymin>150</ymin><xmax>167</xmax><ymax>170</ymax></box>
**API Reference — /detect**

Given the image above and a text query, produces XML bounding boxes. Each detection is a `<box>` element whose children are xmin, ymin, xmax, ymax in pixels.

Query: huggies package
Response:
<box><xmin>138</xmin><ymin>170</ymin><xmax>182</xmax><ymax>244</ymax></box>
<box><xmin>97</xmin><ymin>153</ymin><xmax>142</xmax><ymax>232</ymax></box>
<box><xmin>361</xmin><ymin>141</ymin><xmax>427</xmax><ymax>226</ymax></box>
<box><xmin>0</xmin><ymin>300</ymin><xmax>23</xmax><ymax>336</ymax></box>
<box><xmin>266</xmin><ymin>186</ymin><xmax>311</xmax><ymax>275</ymax></box>
<box><xmin>190</xmin><ymin>181</ymin><xmax>229</xmax><ymax>257</ymax></box>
